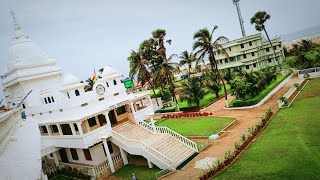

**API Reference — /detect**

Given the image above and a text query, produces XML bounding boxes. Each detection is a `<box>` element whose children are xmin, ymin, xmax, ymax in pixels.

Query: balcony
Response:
<box><xmin>41</xmin><ymin>125</ymin><xmax>111</xmax><ymax>149</ymax></box>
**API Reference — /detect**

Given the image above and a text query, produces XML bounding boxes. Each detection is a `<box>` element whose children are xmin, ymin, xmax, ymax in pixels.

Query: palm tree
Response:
<box><xmin>128</xmin><ymin>50</ymin><xmax>151</xmax><ymax>87</ymax></box>
<box><xmin>205</xmin><ymin>70</ymin><xmax>221</xmax><ymax>98</ymax></box>
<box><xmin>193</xmin><ymin>26</ymin><xmax>230</xmax><ymax>107</ymax></box>
<box><xmin>155</xmin><ymin>54</ymin><xmax>180</xmax><ymax>106</ymax></box>
<box><xmin>181</xmin><ymin>77</ymin><xmax>205</xmax><ymax>110</ymax></box>
<box><xmin>298</xmin><ymin>39</ymin><xmax>314</xmax><ymax>52</ymax></box>
<box><xmin>250</xmin><ymin>11</ymin><xmax>282</xmax><ymax>70</ymax></box>
<box><xmin>179</xmin><ymin>50</ymin><xmax>196</xmax><ymax>75</ymax></box>
<box><xmin>85</xmin><ymin>78</ymin><xmax>94</xmax><ymax>91</ymax></box>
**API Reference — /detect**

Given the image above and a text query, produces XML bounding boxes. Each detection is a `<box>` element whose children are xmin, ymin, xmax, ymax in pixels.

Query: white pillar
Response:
<box><xmin>76</xmin><ymin>122</ymin><xmax>83</xmax><ymax>135</ymax></box>
<box><xmin>119</xmin><ymin>148</ymin><xmax>128</xmax><ymax>165</ymax></box>
<box><xmin>150</xmin><ymin>117</ymin><xmax>156</xmax><ymax>132</ymax></box>
<box><xmin>148</xmin><ymin>96</ymin><xmax>154</xmax><ymax>109</ymax></box>
<box><xmin>130</xmin><ymin>102</ymin><xmax>135</xmax><ymax>113</ymax></box>
<box><xmin>147</xmin><ymin>159</ymin><xmax>154</xmax><ymax>168</ymax></box>
<box><xmin>104</xmin><ymin>111</ymin><xmax>111</xmax><ymax>128</ymax></box>
<box><xmin>52</xmin><ymin>152</ymin><xmax>59</xmax><ymax>166</ymax></box>
<box><xmin>70</xmin><ymin>123</ymin><xmax>76</xmax><ymax>135</ymax></box>
<box><xmin>57</xmin><ymin>124</ymin><xmax>63</xmax><ymax>136</ymax></box>
<box><xmin>102</xmin><ymin>139</ymin><xmax>115</xmax><ymax>173</ymax></box>
<box><xmin>46</xmin><ymin>125</ymin><xmax>52</xmax><ymax>136</ymax></box>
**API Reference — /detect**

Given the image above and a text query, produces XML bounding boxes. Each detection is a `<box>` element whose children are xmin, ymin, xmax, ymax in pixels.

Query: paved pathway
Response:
<box><xmin>163</xmin><ymin>74</ymin><xmax>298</xmax><ymax>180</ymax></box>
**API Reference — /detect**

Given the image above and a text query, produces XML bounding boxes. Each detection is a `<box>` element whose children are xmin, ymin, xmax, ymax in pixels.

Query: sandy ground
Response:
<box><xmin>284</xmin><ymin>36</ymin><xmax>320</xmax><ymax>51</ymax></box>
<box><xmin>162</xmin><ymin>73</ymin><xmax>298</xmax><ymax>180</ymax></box>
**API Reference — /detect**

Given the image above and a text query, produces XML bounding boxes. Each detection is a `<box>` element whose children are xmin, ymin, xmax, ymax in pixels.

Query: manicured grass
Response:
<box><xmin>156</xmin><ymin>116</ymin><xmax>235</xmax><ymax>136</ymax></box>
<box><xmin>229</xmin><ymin>70</ymin><xmax>292</xmax><ymax>107</ymax></box>
<box><xmin>158</xmin><ymin>85</ymin><xmax>230</xmax><ymax>112</ymax></box>
<box><xmin>112</xmin><ymin>164</ymin><xmax>160</xmax><ymax>180</ymax></box>
<box><xmin>216</xmin><ymin>79</ymin><xmax>320</xmax><ymax>179</ymax></box>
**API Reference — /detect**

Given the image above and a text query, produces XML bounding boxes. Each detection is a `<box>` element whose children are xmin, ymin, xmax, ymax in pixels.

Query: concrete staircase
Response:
<box><xmin>111</xmin><ymin>121</ymin><xmax>196</xmax><ymax>169</ymax></box>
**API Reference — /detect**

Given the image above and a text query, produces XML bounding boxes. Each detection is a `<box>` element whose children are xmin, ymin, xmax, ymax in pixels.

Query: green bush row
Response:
<box><xmin>230</xmin><ymin>70</ymin><xmax>292</xmax><ymax>107</ymax></box>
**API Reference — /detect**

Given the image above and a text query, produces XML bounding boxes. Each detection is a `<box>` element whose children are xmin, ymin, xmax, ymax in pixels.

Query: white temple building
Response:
<box><xmin>1</xmin><ymin>12</ymin><xmax>198</xmax><ymax>179</ymax></box>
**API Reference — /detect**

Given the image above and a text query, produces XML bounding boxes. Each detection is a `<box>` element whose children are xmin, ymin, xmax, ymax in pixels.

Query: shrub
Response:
<box><xmin>234</xmin><ymin>142</ymin><xmax>241</xmax><ymax>151</ymax></box>
<box><xmin>304</xmin><ymin>72</ymin><xmax>310</xmax><ymax>79</ymax></box>
<box><xmin>224</xmin><ymin>150</ymin><xmax>235</xmax><ymax>164</ymax></box>
<box><xmin>240</xmin><ymin>134</ymin><xmax>247</xmax><ymax>143</ymax></box>
<box><xmin>279</xmin><ymin>96</ymin><xmax>288</xmax><ymax>105</ymax></box>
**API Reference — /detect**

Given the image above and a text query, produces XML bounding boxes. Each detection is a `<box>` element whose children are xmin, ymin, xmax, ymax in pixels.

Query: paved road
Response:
<box><xmin>163</xmin><ymin>74</ymin><xmax>298</xmax><ymax>180</ymax></box>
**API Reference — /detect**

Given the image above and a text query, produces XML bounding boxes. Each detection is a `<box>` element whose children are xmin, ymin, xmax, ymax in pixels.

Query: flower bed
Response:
<box><xmin>198</xmin><ymin>108</ymin><xmax>273</xmax><ymax>180</ymax></box>
<box><xmin>161</xmin><ymin>112</ymin><xmax>212</xmax><ymax>119</ymax></box>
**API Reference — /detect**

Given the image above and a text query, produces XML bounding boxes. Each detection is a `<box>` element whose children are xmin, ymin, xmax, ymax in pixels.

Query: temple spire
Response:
<box><xmin>10</xmin><ymin>9</ymin><xmax>29</xmax><ymax>40</ymax></box>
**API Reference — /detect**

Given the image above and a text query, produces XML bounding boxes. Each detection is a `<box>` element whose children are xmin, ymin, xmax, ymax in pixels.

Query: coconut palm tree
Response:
<box><xmin>250</xmin><ymin>11</ymin><xmax>282</xmax><ymax>70</ymax></box>
<box><xmin>85</xmin><ymin>78</ymin><xmax>94</xmax><ymax>91</ymax></box>
<box><xmin>193</xmin><ymin>26</ymin><xmax>230</xmax><ymax>107</ymax></box>
<box><xmin>179</xmin><ymin>50</ymin><xmax>196</xmax><ymax>75</ymax></box>
<box><xmin>155</xmin><ymin>54</ymin><xmax>180</xmax><ymax>106</ymax></box>
<box><xmin>181</xmin><ymin>77</ymin><xmax>205</xmax><ymax>110</ymax></box>
<box><xmin>128</xmin><ymin>50</ymin><xmax>151</xmax><ymax>87</ymax></box>
<box><xmin>205</xmin><ymin>70</ymin><xmax>221</xmax><ymax>98</ymax></box>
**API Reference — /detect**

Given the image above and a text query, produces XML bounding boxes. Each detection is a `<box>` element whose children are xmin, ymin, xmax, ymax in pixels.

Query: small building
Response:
<box><xmin>213</xmin><ymin>33</ymin><xmax>285</xmax><ymax>71</ymax></box>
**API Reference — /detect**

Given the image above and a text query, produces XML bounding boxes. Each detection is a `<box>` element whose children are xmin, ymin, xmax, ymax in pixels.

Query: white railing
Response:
<box><xmin>43</xmin><ymin>165</ymin><xmax>58</xmax><ymax>175</ymax></box>
<box><xmin>41</xmin><ymin>125</ymin><xmax>111</xmax><ymax>149</ymax></box>
<box><xmin>155</xmin><ymin>167</ymin><xmax>175</xmax><ymax>179</ymax></box>
<box><xmin>134</xmin><ymin>107</ymin><xmax>153</xmax><ymax>122</ymax></box>
<box><xmin>298</xmin><ymin>67</ymin><xmax>320</xmax><ymax>78</ymax></box>
<box><xmin>112</xmin><ymin>130</ymin><xmax>173</xmax><ymax>168</ymax></box>
<box><xmin>278</xmin><ymin>78</ymin><xmax>304</xmax><ymax>107</ymax></box>
<box><xmin>92</xmin><ymin>153</ymin><xmax>122</xmax><ymax>176</ymax></box>
<box><xmin>138</xmin><ymin>121</ymin><xmax>198</xmax><ymax>152</ymax></box>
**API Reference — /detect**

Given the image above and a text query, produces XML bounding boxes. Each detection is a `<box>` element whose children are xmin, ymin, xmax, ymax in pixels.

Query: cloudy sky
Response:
<box><xmin>0</xmin><ymin>0</ymin><xmax>319</xmax><ymax>101</ymax></box>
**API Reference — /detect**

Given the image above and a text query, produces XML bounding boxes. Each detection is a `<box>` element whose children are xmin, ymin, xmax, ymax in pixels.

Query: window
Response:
<box><xmin>40</xmin><ymin>126</ymin><xmax>48</xmax><ymax>133</ymax></box>
<box><xmin>251</xmin><ymin>52</ymin><xmax>255</xmax><ymax>57</ymax></box>
<box><xmin>98</xmin><ymin>114</ymin><xmax>107</xmax><ymax>125</ymax></box>
<box><xmin>273</xmin><ymin>46</ymin><xmax>277</xmax><ymax>50</ymax></box>
<box><xmin>225</xmin><ymin>59</ymin><xmax>228</xmax><ymax>63</ymax></box>
<box><xmin>44</xmin><ymin>98</ymin><xmax>48</xmax><ymax>104</ymax></box>
<box><xmin>106</xmin><ymin>82</ymin><xmax>109</xmax><ymax>87</ymax></box>
<box><xmin>220</xmin><ymin>60</ymin><xmax>223</xmax><ymax>64</ymax></box>
<box><xmin>113</xmin><ymin>80</ymin><xmax>117</xmax><ymax>85</ymax></box>
<box><xmin>22</xmin><ymin>103</ymin><xmax>26</xmax><ymax>109</ymax></box>
<box><xmin>229</xmin><ymin>47</ymin><xmax>232</xmax><ymax>51</ymax></box>
<box><xmin>75</xmin><ymin>90</ymin><xmax>80</xmax><ymax>96</ymax></box>
<box><xmin>51</xmin><ymin>96</ymin><xmax>54</xmax><ymax>103</ymax></box>
<box><xmin>240</xmin><ymin>44</ymin><xmax>244</xmax><ymax>48</ymax></box>
<box><xmin>243</xmin><ymin>54</ymin><xmax>247</xmax><ymax>59</ymax></box>
<box><xmin>51</xmin><ymin>125</ymin><xmax>59</xmax><ymax>133</ymax></box>
<box><xmin>114</xmin><ymin>93</ymin><xmax>119</xmax><ymax>96</ymax></box>
<box><xmin>253</xmin><ymin>63</ymin><xmax>257</xmax><ymax>68</ymax></box>
<box><xmin>246</xmin><ymin>65</ymin><xmax>250</xmax><ymax>69</ymax></box>
<box><xmin>74</xmin><ymin>124</ymin><xmax>78</xmax><ymax>131</ymax></box>
<box><xmin>266</xmin><ymin>48</ymin><xmax>270</xmax><ymax>52</ymax></box>
<box><xmin>67</xmin><ymin>92</ymin><xmax>70</xmax><ymax>99</ymax></box>
<box><xmin>279</xmin><ymin>44</ymin><xmax>281</xmax><ymax>48</ymax></box>
<box><xmin>47</xmin><ymin>97</ymin><xmax>51</xmax><ymax>103</ymax></box>
<box><xmin>61</xmin><ymin>124</ymin><xmax>72</xmax><ymax>135</ymax></box>
<box><xmin>103</xmin><ymin>141</ymin><xmax>114</xmax><ymax>156</ymax></box>
<box><xmin>268</xmin><ymin>59</ymin><xmax>272</xmax><ymax>63</ymax></box>
<box><xmin>116</xmin><ymin>105</ymin><xmax>127</xmax><ymax>115</ymax></box>
<box><xmin>249</xmin><ymin>41</ymin><xmax>252</xmax><ymax>46</ymax></box>
<box><xmin>70</xmin><ymin>149</ymin><xmax>79</xmax><ymax>160</ymax></box>
<box><xmin>88</xmin><ymin>117</ymin><xmax>97</xmax><ymax>127</ymax></box>
<box><xmin>83</xmin><ymin>149</ymin><xmax>92</xmax><ymax>161</ymax></box>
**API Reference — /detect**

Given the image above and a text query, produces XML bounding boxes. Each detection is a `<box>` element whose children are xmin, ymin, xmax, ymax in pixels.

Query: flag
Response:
<box><xmin>91</xmin><ymin>69</ymin><xmax>97</xmax><ymax>83</ymax></box>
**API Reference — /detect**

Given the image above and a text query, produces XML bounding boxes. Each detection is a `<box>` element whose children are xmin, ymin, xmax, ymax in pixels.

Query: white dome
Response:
<box><xmin>101</xmin><ymin>65</ymin><xmax>121</xmax><ymax>78</ymax></box>
<box><xmin>60</xmin><ymin>73</ymin><xmax>80</xmax><ymax>86</ymax></box>
<box><xmin>7</xmin><ymin>37</ymin><xmax>52</xmax><ymax>69</ymax></box>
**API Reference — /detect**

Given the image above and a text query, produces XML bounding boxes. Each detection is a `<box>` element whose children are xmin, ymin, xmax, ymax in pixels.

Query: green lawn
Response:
<box><xmin>216</xmin><ymin>79</ymin><xmax>320</xmax><ymax>179</ymax></box>
<box><xmin>156</xmin><ymin>116</ymin><xmax>235</xmax><ymax>136</ymax></box>
<box><xmin>112</xmin><ymin>164</ymin><xmax>160</xmax><ymax>180</ymax></box>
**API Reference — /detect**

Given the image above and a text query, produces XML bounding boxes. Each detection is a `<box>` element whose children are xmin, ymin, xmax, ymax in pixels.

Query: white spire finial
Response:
<box><xmin>9</xmin><ymin>9</ymin><xmax>29</xmax><ymax>39</ymax></box>
<box><xmin>10</xmin><ymin>9</ymin><xmax>21</xmax><ymax>31</ymax></box>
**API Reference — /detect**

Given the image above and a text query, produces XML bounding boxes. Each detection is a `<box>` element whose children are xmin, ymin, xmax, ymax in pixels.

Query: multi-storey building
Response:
<box><xmin>1</xmin><ymin>14</ymin><xmax>198</xmax><ymax>178</ymax></box>
<box><xmin>213</xmin><ymin>33</ymin><xmax>285</xmax><ymax>72</ymax></box>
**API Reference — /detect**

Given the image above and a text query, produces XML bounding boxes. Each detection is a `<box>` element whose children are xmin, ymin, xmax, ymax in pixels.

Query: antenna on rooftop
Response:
<box><xmin>232</xmin><ymin>0</ymin><xmax>246</xmax><ymax>37</ymax></box>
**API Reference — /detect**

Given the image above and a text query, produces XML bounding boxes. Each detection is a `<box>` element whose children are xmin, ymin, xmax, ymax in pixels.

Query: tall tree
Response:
<box><xmin>205</xmin><ymin>70</ymin><xmax>221</xmax><ymax>98</ymax></box>
<box><xmin>193</xmin><ymin>26</ymin><xmax>230</xmax><ymax>107</ymax></box>
<box><xmin>250</xmin><ymin>11</ymin><xmax>282</xmax><ymax>70</ymax></box>
<box><xmin>179</xmin><ymin>50</ymin><xmax>196</xmax><ymax>75</ymax></box>
<box><xmin>181</xmin><ymin>77</ymin><xmax>205</xmax><ymax>110</ymax></box>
